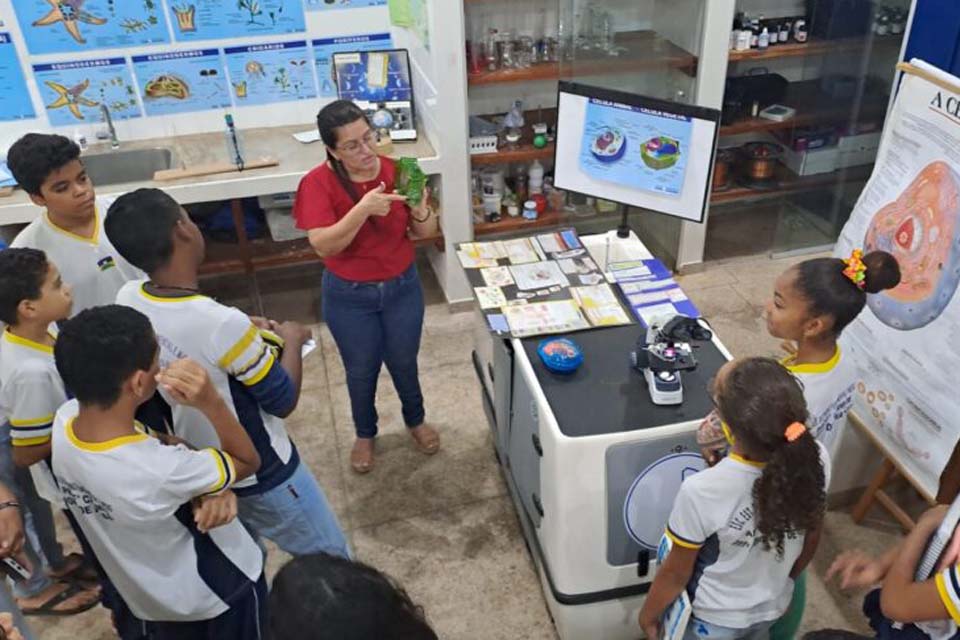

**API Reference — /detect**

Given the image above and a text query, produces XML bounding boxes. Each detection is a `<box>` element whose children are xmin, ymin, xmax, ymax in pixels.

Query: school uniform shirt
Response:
<box><xmin>51</xmin><ymin>400</ymin><xmax>262</xmax><ymax>621</ymax></box>
<box><xmin>11</xmin><ymin>196</ymin><xmax>144</xmax><ymax>315</ymax></box>
<box><xmin>782</xmin><ymin>345</ymin><xmax>856</xmax><ymax>463</ymax></box>
<box><xmin>293</xmin><ymin>157</ymin><xmax>414</xmax><ymax>282</ymax></box>
<box><xmin>666</xmin><ymin>443</ymin><xmax>832</xmax><ymax>628</ymax></box>
<box><xmin>0</xmin><ymin>328</ymin><xmax>65</xmax><ymax>507</ymax></box>
<box><xmin>115</xmin><ymin>281</ymin><xmax>298</xmax><ymax>496</ymax></box>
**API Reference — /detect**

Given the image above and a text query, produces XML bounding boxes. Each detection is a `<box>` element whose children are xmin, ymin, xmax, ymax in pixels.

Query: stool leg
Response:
<box><xmin>851</xmin><ymin>459</ymin><xmax>897</xmax><ymax>524</ymax></box>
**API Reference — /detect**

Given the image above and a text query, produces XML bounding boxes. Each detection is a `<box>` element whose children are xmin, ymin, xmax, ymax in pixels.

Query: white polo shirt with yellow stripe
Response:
<box><xmin>51</xmin><ymin>399</ymin><xmax>262</xmax><ymax>621</ymax></box>
<box><xmin>0</xmin><ymin>328</ymin><xmax>65</xmax><ymax>506</ymax></box>
<box><xmin>665</xmin><ymin>443</ymin><xmax>832</xmax><ymax>628</ymax></box>
<box><xmin>782</xmin><ymin>346</ymin><xmax>856</xmax><ymax>463</ymax></box>
<box><xmin>116</xmin><ymin>281</ymin><xmax>299</xmax><ymax>496</ymax></box>
<box><xmin>11</xmin><ymin>197</ymin><xmax>144</xmax><ymax>316</ymax></box>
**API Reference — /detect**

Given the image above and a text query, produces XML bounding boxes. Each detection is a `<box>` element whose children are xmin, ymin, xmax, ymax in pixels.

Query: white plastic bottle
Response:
<box><xmin>758</xmin><ymin>26</ymin><xmax>770</xmax><ymax>49</ymax></box>
<box><xmin>528</xmin><ymin>159</ymin><xmax>544</xmax><ymax>195</ymax></box>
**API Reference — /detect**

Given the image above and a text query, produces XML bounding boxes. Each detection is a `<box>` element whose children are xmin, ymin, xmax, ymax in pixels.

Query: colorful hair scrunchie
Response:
<box><xmin>785</xmin><ymin>422</ymin><xmax>806</xmax><ymax>442</ymax></box>
<box><xmin>843</xmin><ymin>248</ymin><xmax>867</xmax><ymax>290</ymax></box>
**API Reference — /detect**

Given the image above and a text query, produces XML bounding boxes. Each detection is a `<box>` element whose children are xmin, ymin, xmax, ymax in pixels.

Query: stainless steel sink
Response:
<box><xmin>81</xmin><ymin>148</ymin><xmax>177</xmax><ymax>186</ymax></box>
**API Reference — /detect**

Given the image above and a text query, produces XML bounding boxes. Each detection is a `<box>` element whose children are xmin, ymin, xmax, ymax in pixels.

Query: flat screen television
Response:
<box><xmin>554</xmin><ymin>82</ymin><xmax>721</xmax><ymax>225</ymax></box>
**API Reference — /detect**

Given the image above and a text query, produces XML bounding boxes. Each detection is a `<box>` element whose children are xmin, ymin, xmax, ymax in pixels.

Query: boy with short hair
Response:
<box><xmin>0</xmin><ymin>248</ymin><xmax>101</xmax><ymax>615</ymax></box>
<box><xmin>7</xmin><ymin>133</ymin><xmax>143</xmax><ymax>315</ymax></box>
<box><xmin>53</xmin><ymin>304</ymin><xmax>265</xmax><ymax>637</ymax></box>
<box><xmin>107</xmin><ymin>187</ymin><xmax>349</xmax><ymax>558</ymax></box>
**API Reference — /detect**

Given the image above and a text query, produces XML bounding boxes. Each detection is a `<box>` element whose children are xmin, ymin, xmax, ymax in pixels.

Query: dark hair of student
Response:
<box><xmin>0</xmin><ymin>248</ymin><xmax>48</xmax><ymax>325</ymax></box>
<box><xmin>104</xmin><ymin>188</ymin><xmax>183</xmax><ymax>274</ymax></box>
<box><xmin>6</xmin><ymin>133</ymin><xmax>81</xmax><ymax>196</ymax></box>
<box><xmin>269</xmin><ymin>553</ymin><xmax>438</xmax><ymax>640</ymax></box>
<box><xmin>716</xmin><ymin>357</ymin><xmax>826</xmax><ymax>558</ymax></box>
<box><xmin>316</xmin><ymin>100</ymin><xmax>371</xmax><ymax>204</ymax></box>
<box><xmin>55</xmin><ymin>305</ymin><xmax>157</xmax><ymax>409</ymax></box>
<box><xmin>793</xmin><ymin>251</ymin><xmax>901</xmax><ymax>336</ymax></box>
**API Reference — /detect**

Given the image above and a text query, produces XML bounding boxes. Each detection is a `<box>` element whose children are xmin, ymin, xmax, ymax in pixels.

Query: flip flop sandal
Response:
<box><xmin>20</xmin><ymin>581</ymin><xmax>101</xmax><ymax>617</ymax></box>
<box><xmin>49</xmin><ymin>553</ymin><xmax>99</xmax><ymax>585</ymax></box>
<box><xmin>350</xmin><ymin>440</ymin><xmax>375</xmax><ymax>474</ymax></box>
<box><xmin>409</xmin><ymin>426</ymin><xmax>440</xmax><ymax>455</ymax></box>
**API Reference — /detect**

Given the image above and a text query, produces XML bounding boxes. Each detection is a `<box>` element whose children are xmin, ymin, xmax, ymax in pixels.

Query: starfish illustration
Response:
<box><xmin>45</xmin><ymin>79</ymin><xmax>99</xmax><ymax>120</ymax></box>
<box><xmin>33</xmin><ymin>0</ymin><xmax>107</xmax><ymax>45</ymax></box>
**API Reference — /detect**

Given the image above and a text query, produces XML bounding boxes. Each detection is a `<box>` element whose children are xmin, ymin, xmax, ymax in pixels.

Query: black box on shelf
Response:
<box><xmin>806</xmin><ymin>0</ymin><xmax>874</xmax><ymax>39</ymax></box>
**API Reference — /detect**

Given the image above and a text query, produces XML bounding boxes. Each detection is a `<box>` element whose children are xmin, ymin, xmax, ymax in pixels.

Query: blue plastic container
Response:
<box><xmin>537</xmin><ymin>337</ymin><xmax>583</xmax><ymax>374</ymax></box>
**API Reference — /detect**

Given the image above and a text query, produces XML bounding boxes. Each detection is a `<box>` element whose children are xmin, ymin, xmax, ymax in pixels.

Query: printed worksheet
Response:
<box><xmin>571</xmin><ymin>284</ymin><xmax>631</xmax><ymax>327</ymax></box>
<box><xmin>502</xmin><ymin>300</ymin><xmax>589</xmax><ymax>338</ymax></box>
<box><xmin>510</xmin><ymin>261</ymin><xmax>569</xmax><ymax>291</ymax></box>
<box><xmin>480</xmin><ymin>267</ymin><xmax>514</xmax><ymax>288</ymax></box>
<box><xmin>474</xmin><ymin>286</ymin><xmax>507</xmax><ymax>310</ymax></box>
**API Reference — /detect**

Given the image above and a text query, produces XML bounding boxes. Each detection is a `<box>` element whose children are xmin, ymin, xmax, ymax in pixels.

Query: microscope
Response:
<box><xmin>631</xmin><ymin>315</ymin><xmax>712</xmax><ymax>405</ymax></box>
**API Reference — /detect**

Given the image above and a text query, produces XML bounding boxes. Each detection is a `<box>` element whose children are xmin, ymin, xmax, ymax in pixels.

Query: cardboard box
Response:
<box><xmin>781</xmin><ymin>145</ymin><xmax>840</xmax><ymax>176</ymax></box>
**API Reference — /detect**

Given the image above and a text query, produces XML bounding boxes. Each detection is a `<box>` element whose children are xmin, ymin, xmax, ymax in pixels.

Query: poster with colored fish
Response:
<box><xmin>312</xmin><ymin>32</ymin><xmax>391</xmax><ymax>98</ymax></box>
<box><xmin>132</xmin><ymin>49</ymin><xmax>229</xmax><ymax>116</ymax></box>
<box><xmin>225</xmin><ymin>40</ymin><xmax>316</xmax><ymax>106</ymax></box>
<box><xmin>168</xmin><ymin>0</ymin><xmax>305</xmax><ymax>42</ymax></box>
<box><xmin>12</xmin><ymin>0</ymin><xmax>169</xmax><ymax>55</ymax></box>
<box><xmin>304</xmin><ymin>0</ymin><xmax>387</xmax><ymax>9</ymax></box>
<box><xmin>0</xmin><ymin>33</ymin><xmax>35</xmax><ymax>121</ymax></box>
<box><xmin>33</xmin><ymin>57</ymin><xmax>140</xmax><ymax>126</ymax></box>
<box><xmin>836</xmin><ymin>60</ymin><xmax>960</xmax><ymax>498</ymax></box>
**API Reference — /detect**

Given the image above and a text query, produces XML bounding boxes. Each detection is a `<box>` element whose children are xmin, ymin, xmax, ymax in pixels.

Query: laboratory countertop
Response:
<box><xmin>0</xmin><ymin>124</ymin><xmax>439</xmax><ymax>226</ymax></box>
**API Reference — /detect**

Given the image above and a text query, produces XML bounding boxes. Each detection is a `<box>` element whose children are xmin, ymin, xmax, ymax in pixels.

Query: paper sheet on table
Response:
<box><xmin>609</xmin><ymin>261</ymin><xmax>652</xmax><ymax>281</ymax></box>
<box><xmin>620</xmin><ymin>278</ymin><xmax>679</xmax><ymax>294</ymax></box>
<box><xmin>457</xmin><ymin>250</ymin><xmax>498</xmax><ymax>269</ymax></box>
<box><xmin>583</xmin><ymin>230</ymin><xmax>653</xmax><ymax>269</ymax></box>
<box><xmin>502</xmin><ymin>300</ymin><xmax>589</xmax><ymax>338</ymax></box>
<box><xmin>628</xmin><ymin>288</ymin><xmax>688</xmax><ymax>306</ymax></box>
<box><xmin>480</xmin><ymin>266</ymin><xmax>514</xmax><ymax>287</ymax></box>
<box><xmin>462</xmin><ymin>241</ymin><xmax>507</xmax><ymax>261</ymax></box>
<box><xmin>571</xmin><ymin>284</ymin><xmax>631</xmax><ymax>326</ymax></box>
<box><xmin>487</xmin><ymin>314</ymin><xmax>509</xmax><ymax>333</ymax></box>
<box><xmin>635</xmin><ymin>302</ymin><xmax>680</xmax><ymax>327</ymax></box>
<box><xmin>293</xmin><ymin>129</ymin><xmax>321</xmax><ymax>144</ymax></box>
<box><xmin>503</xmin><ymin>238</ymin><xmax>541</xmax><ymax>265</ymax></box>
<box><xmin>302</xmin><ymin>339</ymin><xmax>318</xmax><ymax>358</ymax></box>
<box><xmin>510</xmin><ymin>261</ymin><xmax>569</xmax><ymax>291</ymax></box>
<box><xmin>474</xmin><ymin>286</ymin><xmax>507</xmax><ymax>310</ymax></box>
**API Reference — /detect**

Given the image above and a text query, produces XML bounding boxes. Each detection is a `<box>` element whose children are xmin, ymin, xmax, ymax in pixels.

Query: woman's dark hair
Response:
<box><xmin>269</xmin><ymin>553</ymin><xmax>438</xmax><ymax>640</ymax></box>
<box><xmin>316</xmin><ymin>100</ymin><xmax>371</xmax><ymax>204</ymax></box>
<box><xmin>793</xmin><ymin>251</ymin><xmax>901</xmax><ymax>336</ymax></box>
<box><xmin>716</xmin><ymin>357</ymin><xmax>825</xmax><ymax>558</ymax></box>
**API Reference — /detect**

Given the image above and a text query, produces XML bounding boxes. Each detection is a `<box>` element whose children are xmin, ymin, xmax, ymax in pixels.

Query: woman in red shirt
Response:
<box><xmin>293</xmin><ymin>100</ymin><xmax>439</xmax><ymax>473</ymax></box>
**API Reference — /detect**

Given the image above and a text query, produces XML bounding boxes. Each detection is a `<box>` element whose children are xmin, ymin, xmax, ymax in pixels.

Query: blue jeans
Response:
<box><xmin>322</xmin><ymin>264</ymin><xmax>426</xmax><ymax>439</ymax></box>
<box><xmin>0</xmin><ymin>436</ymin><xmax>53</xmax><ymax>600</ymax></box>
<box><xmin>237</xmin><ymin>462</ymin><xmax>350</xmax><ymax>558</ymax></box>
<box><xmin>684</xmin><ymin>617</ymin><xmax>774</xmax><ymax>640</ymax></box>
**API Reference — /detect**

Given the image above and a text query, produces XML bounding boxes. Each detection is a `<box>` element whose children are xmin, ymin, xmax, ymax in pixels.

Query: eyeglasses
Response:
<box><xmin>337</xmin><ymin>131</ymin><xmax>377</xmax><ymax>154</ymax></box>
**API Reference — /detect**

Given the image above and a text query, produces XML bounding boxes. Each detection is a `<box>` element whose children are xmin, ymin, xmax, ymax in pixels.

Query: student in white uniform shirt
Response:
<box><xmin>106</xmin><ymin>188</ymin><xmax>349</xmax><ymax>559</ymax></box>
<box><xmin>640</xmin><ymin>357</ymin><xmax>828</xmax><ymax>640</ymax></box>
<box><xmin>52</xmin><ymin>305</ymin><xmax>266</xmax><ymax>638</ymax></box>
<box><xmin>6</xmin><ymin>133</ymin><xmax>143</xmax><ymax>316</ymax></box>
<box><xmin>0</xmin><ymin>249</ymin><xmax>102</xmax><ymax>616</ymax></box>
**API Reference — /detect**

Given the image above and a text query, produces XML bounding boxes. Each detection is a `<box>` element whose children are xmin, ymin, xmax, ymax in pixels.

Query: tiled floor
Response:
<box><xmin>30</xmin><ymin>251</ymin><xmax>915</xmax><ymax>639</ymax></box>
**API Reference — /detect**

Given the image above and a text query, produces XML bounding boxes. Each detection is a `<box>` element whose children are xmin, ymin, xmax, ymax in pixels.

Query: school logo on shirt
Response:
<box><xmin>97</xmin><ymin>256</ymin><xmax>117</xmax><ymax>272</ymax></box>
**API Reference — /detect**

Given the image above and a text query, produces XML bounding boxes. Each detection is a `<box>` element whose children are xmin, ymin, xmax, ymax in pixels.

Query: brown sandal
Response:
<box><xmin>350</xmin><ymin>438</ymin><xmax>375</xmax><ymax>474</ymax></box>
<box><xmin>409</xmin><ymin>424</ymin><xmax>440</xmax><ymax>455</ymax></box>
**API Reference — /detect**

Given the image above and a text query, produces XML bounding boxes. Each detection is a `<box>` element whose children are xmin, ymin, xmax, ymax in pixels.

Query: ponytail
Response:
<box><xmin>716</xmin><ymin>358</ymin><xmax>826</xmax><ymax>558</ymax></box>
<box><xmin>753</xmin><ymin>428</ymin><xmax>825</xmax><ymax>557</ymax></box>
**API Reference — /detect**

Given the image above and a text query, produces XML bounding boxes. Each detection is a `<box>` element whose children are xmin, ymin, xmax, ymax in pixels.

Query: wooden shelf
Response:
<box><xmin>720</xmin><ymin>80</ymin><xmax>888</xmax><ymax>136</ymax></box>
<box><xmin>472</xmin><ymin>142</ymin><xmax>555</xmax><ymax>166</ymax></box>
<box><xmin>727</xmin><ymin>34</ymin><xmax>901</xmax><ymax>63</ymax></box>
<box><xmin>710</xmin><ymin>164</ymin><xmax>873</xmax><ymax>205</ymax></box>
<box><xmin>468</xmin><ymin>31</ymin><xmax>697</xmax><ymax>86</ymax></box>
<box><xmin>199</xmin><ymin>233</ymin><xmax>444</xmax><ymax>276</ymax></box>
<box><xmin>473</xmin><ymin>208</ymin><xmax>622</xmax><ymax>236</ymax></box>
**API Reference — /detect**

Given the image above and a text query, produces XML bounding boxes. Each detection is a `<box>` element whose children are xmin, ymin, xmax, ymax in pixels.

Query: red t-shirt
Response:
<box><xmin>293</xmin><ymin>157</ymin><xmax>414</xmax><ymax>282</ymax></box>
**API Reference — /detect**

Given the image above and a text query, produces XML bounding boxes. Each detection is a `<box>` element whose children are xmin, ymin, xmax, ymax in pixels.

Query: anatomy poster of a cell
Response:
<box><xmin>0</xmin><ymin>33</ymin><xmax>35</xmax><ymax>121</ymax></box>
<box><xmin>304</xmin><ymin>0</ymin><xmax>387</xmax><ymax>10</ymax></box>
<box><xmin>132</xmin><ymin>49</ymin><xmax>229</xmax><ymax>116</ymax></box>
<box><xmin>578</xmin><ymin>99</ymin><xmax>693</xmax><ymax>198</ymax></box>
<box><xmin>168</xmin><ymin>0</ymin><xmax>305</xmax><ymax>42</ymax></box>
<box><xmin>13</xmin><ymin>0</ymin><xmax>169</xmax><ymax>55</ymax></box>
<box><xmin>225</xmin><ymin>41</ymin><xmax>316</xmax><ymax>106</ymax></box>
<box><xmin>312</xmin><ymin>32</ymin><xmax>391</xmax><ymax>98</ymax></box>
<box><xmin>33</xmin><ymin>57</ymin><xmax>140</xmax><ymax>126</ymax></box>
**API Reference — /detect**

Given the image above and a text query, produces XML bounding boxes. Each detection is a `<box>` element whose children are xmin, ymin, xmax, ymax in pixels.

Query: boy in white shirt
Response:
<box><xmin>7</xmin><ymin>133</ymin><xmax>143</xmax><ymax>316</ymax></box>
<box><xmin>106</xmin><ymin>187</ymin><xmax>349</xmax><ymax>559</ymax></box>
<box><xmin>52</xmin><ymin>304</ymin><xmax>265</xmax><ymax>637</ymax></box>
<box><xmin>0</xmin><ymin>248</ymin><xmax>101</xmax><ymax>616</ymax></box>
